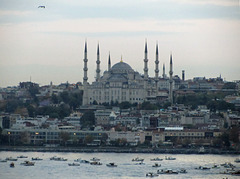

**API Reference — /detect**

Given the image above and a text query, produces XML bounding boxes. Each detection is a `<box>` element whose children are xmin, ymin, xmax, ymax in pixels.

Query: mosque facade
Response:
<box><xmin>82</xmin><ymin>42</ymin><xmax>176</xmax><ymax>106</ymax></box>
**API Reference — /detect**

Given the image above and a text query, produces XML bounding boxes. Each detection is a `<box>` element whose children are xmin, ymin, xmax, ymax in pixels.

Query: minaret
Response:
<box><xmin>182</xmin><ymin>70</ymin><xmax>185</xmax><ymax>81</ymax></box>
<box><xmin>144</xmin><ymin>41</ymin><xmax>148</xmax><ymax>79</ymax></box>
<box><xmin>155</xmin><ymin>43</ymin><xmax>159</xmax><ymax>95</ymax></box>
<box><xmin>108</xmin><ymin>52</ymin><xmax>111</xmax><ymax>71</ymax></box>
<box><xmin>162</xmin><ymin>63</ymin><xmax>166</xmax><ymax>79</ymax></box>
<box><xmin>83</xmin><ymin>41</ymin><xmax>88</xmax><ymax>85</ymax></box>
<box><xmin>96</xmin><ymin>43</ymin><xmax>100</xmax><ymax>81</ymax></box>
<box><xmin>143</xmin><ymin>41</ymin><xmax>148</xmax><ymax>92</ymax></box>
<box><xmin>169</xmin><ymin>54</ymin><xmax>173</xmax><ymax>105</ymax></box>
<box><xmin>83</xmin><ymin>41</ymin><xmax>88</xmax><ymax>105</ymax></box>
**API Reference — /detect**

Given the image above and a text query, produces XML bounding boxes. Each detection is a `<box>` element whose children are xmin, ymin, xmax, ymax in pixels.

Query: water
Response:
<box><xmin>0</xmin><ymin>151</ymin><xmax>239</xmax><ymax>179</ymax></box>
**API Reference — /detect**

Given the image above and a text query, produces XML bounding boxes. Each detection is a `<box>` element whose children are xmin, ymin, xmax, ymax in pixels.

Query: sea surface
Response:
<box><xmin>0</xmin><ymin>151</ymin><xmax>239</xmax><ymax>179</ymax></box>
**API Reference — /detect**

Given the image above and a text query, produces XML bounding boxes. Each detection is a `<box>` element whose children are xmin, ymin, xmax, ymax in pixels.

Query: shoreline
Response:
<box><xmin>0</xmin><ymin>146</ymin><xmax>239</xmax><ymax>155</ymax></box>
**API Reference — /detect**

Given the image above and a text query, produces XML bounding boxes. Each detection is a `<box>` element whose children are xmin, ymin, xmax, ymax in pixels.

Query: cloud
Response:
<box><xmin>174</xmin><ymin>0</ymin><xmax>238</xmax><ymax>7</ymax></box>
<box><xmin>0</xmin><ymin>10</ymin><xmax>32</xmax><ymax>16</ymax></box>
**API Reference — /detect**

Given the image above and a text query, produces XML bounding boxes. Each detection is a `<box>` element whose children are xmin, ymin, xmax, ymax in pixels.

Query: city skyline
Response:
<box><xmin>0</xmin><ymin>0</ymin><xmax>240</xmax><ymax>87</ymax></box>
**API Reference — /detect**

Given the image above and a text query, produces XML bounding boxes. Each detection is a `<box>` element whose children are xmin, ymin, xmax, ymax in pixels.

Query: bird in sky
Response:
<box><xmin>38</xmin><ymin>6</ymin><xmax>45</xmax><ymax>8</ymax></box>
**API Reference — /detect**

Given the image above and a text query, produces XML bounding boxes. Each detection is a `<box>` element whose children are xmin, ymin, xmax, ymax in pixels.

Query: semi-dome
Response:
<box><xmin>111</xmin><ymin>61</ymin><xmax>133</xmax><ymax>71</ymax></box>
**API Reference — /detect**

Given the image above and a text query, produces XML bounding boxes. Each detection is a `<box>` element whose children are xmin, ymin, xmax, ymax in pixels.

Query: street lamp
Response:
<box><xmin>8</xmin><ymin>132</ymin><xmax>11</xmax><ymax>146</ymax></box>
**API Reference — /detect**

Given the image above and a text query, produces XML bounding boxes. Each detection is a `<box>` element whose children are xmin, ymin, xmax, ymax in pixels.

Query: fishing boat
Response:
<box><xmin>146</xmin><ymin>172</ymin><xmax>159</xmax><ymax>177</ymax></box>
<box><xmin>165</xmin><ymin>156</ymin><xmax>176</xmax><ymax>160</ymax></box>
<box><xmin>195</xmin><ymin>166</ymin><xmax>210</xmax><ymax>170</ymax></box>
<box><xmin>50</xmin><ymin>156</ymin><xmax>67</xmax><ymax>161</ymax></box>
<box><xmin>106</xmin><ymin>163</ymin><xmax>117</xmax><ymax>167</ymax></box>
<box><xmin>234</xmin><ymin>158</ymin><xmax>240</xmax><ymax>163</ymax></box>
<box><xmin>90</xmin><ymin>157</ymin><xmax>100</xmax><ymax>161</ymax></box>
<box><xmin>150</xmin><ymin>157</ymin><xmax>163</xmax><ymax>161</ymax></box>
<box><xmin>157</xmin><ymin>169</ymin><xmax>178</xmax><ymax>174</ymax></box>
<box><xmin>132</xmin><ymin>157</ymin><xmax>144</xmax><ymax>162</ymax></box>
<box><xmin>6</xmin><ymin>157</ymin><xmax>18</xmax><ymax>161</ymax></box>
<box><xmin>20</xmin><ymin>161</ymin><xmax>35</xmax><ymax>166</ymax></box>
<box><xmin>68</xmin><ymin>163</ymin><xmax>80</xmax><ymax>166</ymax></box>
<box><xmin>152</xmin><ymin>163</ymin><xmax>161</xmax><ymax>167</ymax></box>
<box><xmin>90</xmin><ymin>161</ymin><xmax>102</xmax><ymax>165</ymax></box>
<box><xmin>17</xmin><ymin>155</ymin><xmax>28</xmax><ymax>159</ymax></box>
<box><xmin>32</xmin><ymin>157</ymin><xmax>43</xmax><ymax>161</ymax></box>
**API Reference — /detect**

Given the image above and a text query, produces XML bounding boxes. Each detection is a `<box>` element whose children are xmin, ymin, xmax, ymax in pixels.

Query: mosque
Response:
<box><xmin>82</xmin><ymin>42</ymin><xmax>178</xmax><ymax>106</ymax></box>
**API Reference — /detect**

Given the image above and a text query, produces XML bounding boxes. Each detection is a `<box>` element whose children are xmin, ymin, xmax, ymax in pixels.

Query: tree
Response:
<box><xmin>222</xmin><ymin>82</ymin><xmax>236</xmax><ymax>89</ymax></box>
<box><xmin>84</xmin><ymin>135</ymin><xmax>94</xmax><ymax>144</ymax></box>
<box><xmin>80</xmin><ymin>111</ymin><xmax>95</xmax><ymax>128</ymax></box>
<box><xmin>229</xmin><ymin>126</ymin><xmax>239</xmax><ymax>143</ymax></box>
<box><xmin>119</xmin><ymin>101</ymin><xmax>131</xmax><ymax>109</ymax></box>
<box><xmin>220</xmin><ymin>132</ymin><xmax>230</xmax><ymax>147</ymax></box>
<box><xmin>59</xmin><ymin>132</ymin><xmax>70</xmax><ymax>146</ymax></box>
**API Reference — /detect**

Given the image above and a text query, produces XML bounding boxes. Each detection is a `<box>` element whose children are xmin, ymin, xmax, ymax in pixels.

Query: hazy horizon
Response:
<box><xmin>1</xmin><ymin>0</ymin><xmax>240</xmax><ymax>87</ymax></box>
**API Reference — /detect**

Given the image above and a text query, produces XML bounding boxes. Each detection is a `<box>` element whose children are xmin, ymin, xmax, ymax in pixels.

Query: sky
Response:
<box><xmin>0</xmin><ymin>0</ymin><xmax>240</xmax><ymax>87</ymax></box>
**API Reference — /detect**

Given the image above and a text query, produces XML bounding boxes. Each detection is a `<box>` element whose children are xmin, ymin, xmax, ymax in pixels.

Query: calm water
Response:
<box><xmin>0</xmin><ymin>151</ymin><xmax>239</xmax><ymax>179</ymax></box>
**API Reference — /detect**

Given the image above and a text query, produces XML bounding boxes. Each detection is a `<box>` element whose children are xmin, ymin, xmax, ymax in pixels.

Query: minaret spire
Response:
<box><xmin>83</xmin><ymin>40</ymin><xmax>89</xmax><ymax>105</ymax></box>
<box><xmin>162</xmin><ymin>63</ymin><xmax>166</xmax><ymax>79</ymax></box>
<box><xmin>155</xmin><ymin>42</ymin><xmax>159</xmax><ymax>95</ymax></box>
<box><xmin>143</xmin><ymin>40</ymin><xmax>149</xmax><ymax>94</ymax></box>
<box><xmin>169</xmin><ymin>53</ymin><xmax>173</xmax><ymax>106</ymax></box>
<box><xmin>96</xmin><ymin>43</ymin><xmax>100</xmax><ymax>81</ymax></box>
<box><xmin>108</xmin><ymin>52</ymin><xmax>111</xmax><ymax>71</ymax></box>
<box><xmin>83</xmin><ymin>41</ymin><xmax>88</xmax><ymax>84</ymax></box>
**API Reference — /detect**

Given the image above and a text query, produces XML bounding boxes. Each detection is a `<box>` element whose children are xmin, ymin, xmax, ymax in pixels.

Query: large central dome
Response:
<box><xmin>111</xmin><ymin>61</ymin><xmax>133</xmax><ymax>71</ymax></box>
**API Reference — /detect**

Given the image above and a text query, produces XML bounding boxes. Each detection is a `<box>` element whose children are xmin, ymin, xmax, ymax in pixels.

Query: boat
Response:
<box><xmin>198</xmin><ymin>146</ymin><xmax>205</xmax><ymax>154</ymax></box>
<box><xmin>150</xmin><ymin>157</ymin><xmax>163</xmax><ymax>161</ymax></box>
<box><xmin>90</xmin><ymin>161</ymin><xmax>102</xmax><ymax>165</ymax></box>
<box><xmin>6</xmin><ymin>157</ymin><xmax>18</xmax><ymax>161</ymax></box>
<box><xmin>80</xmin><ymin>160</ymin><xmax>90</xmax><ymax>164</ymax></box>
<box><xmin>152</xmin><ymin>163</ymin><xmax>161</xmax><ymax>167</ymax></box>
<box><xmin>195</xmin><ymin>166</ymin><xmax>210</xmax><ymax>170</ymax></box>
<box><xmin>0</xmin><ymin>159</ymin><xmax>7</xmax><ymax>162</ymax></box>
<box><xmin>132</xmin><ymin>157</ymin><xmax>144</xmax><ymax>162</ymax></box>
<box><xmin>231</xmin><ymin>170</ymin><xmax>240</xmax><ymax>175</ymax></box>
<box><xmin>157</xmin><ymin>169</ymin><xmax>178</xmax><ymax>174</ymax></box>
<box><xmin>221</xmin><ymin>162</ymin><xmax>235</xmax><ymax>168</ymax></box>
<box><xmin>32</xmin><ymin>157</ymin><xmax>43</xmax><ymax>161</ymax></box>
<box><xmin>165</xmin><ymin>156</ymin><xmax>176</xmax><ymax>160</ymax></box>
<box><xmin>146</xmin><ymin>172</ymin><xmax>159</xmax><ymax>177</ymax></box>
<box><xmin>135</xmin><ymin>161</ymin><xmax>145</xmax><ymax>165</ymax></box>
<box><xmin>68</xmin><ymin>163</ymin><xmax>80</xmax><ymax>166</ymax></box>
<box><xmin>17</xmin><ymin>155</ymin><xmax>28</xmax><ymax>159</ymax></box>
<box><xmin>178</xmin><ymin>168</ymin><xmax>187</xmax><ymax>173</ymax></box>
<box><xmin>90</xmin><ymin>157</ymin><xmax>100</xmax><ymax>161</ymax></box>
<box><xmin>234</xmin><ymin>158</ymin><xmax>240</xmax><ymax>163</ymax></box>
<box><xmin>106</xmin><ymin>163</ymin><xmax>117</xmax><ymax>167</ymax></box>
<box><xmin>212</xmin><ymin>164</ymin><xmax>220</xmax><ymax>169</ymax></box>
<box><xmin>20</xmin><ymin>161</ymin><xmax>35</xmax><ymax>166</ymax></box>
<box><xmin>10</xmin><ymin>162</ymin><xmax>15</xmax><ymax>168</ymax></box>
<box><xmin>50</xmin><ymin>156</ymin><xmax>67</xmax><ymax>161</ymax></box>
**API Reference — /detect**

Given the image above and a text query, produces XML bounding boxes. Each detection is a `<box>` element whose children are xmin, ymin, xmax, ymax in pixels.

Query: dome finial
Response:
<box><xmin>120</xmin><ymin>54</ymin><xmax>123</xmax><ymax>62</ymax></box>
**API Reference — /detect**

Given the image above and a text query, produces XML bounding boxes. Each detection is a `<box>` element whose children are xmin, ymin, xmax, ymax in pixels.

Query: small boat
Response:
<box><xmin>90</xmin><ymin>157</ymin><xmax>100</xmax><ymax>161</ymax></box>
<box><xmin>135</xmin><ymin>161</ymin><xmax>145</xmax><ymax>165</ymax></box>
<box><xmin>0</xmin><ymin>159</ymin><xmax>7</xmax><ymax>162</ymax></box>
<box><xmin>68</xmin><ymin>163</ymin><xmax>80</xmax><ymax>166</ymax></box>
<box><xmin>165</xmin><ymin>156</ymin><xmax>176</xmax><ymax>160</ymax></box>
<box><xmin>234</xmin><ymin>158</ymin><xmax>240</xmax><ymax>163</ymax></box>
<box><xmin>150</xmin><ymin>157</ymin><xmax>163</xmax><ymax>161</ymax></box>
<box><xmin>74</xmin><ymin>158</ymin><xmax>82</xmax><ymax>162</ymax></box>
<box><xmin>157</xmin><ymin>169</ymin><xmax>178</xmax><ymax>174</ymax></box>
<box><xmin>90</xmin><ymin>161</ymin><xmax>102</xmax><ymax>165</ymax></box>
<box><xmin>212</xmin><ymin>164</ymin><xmax>220</xmax><ymax>169</ymax></box>
<box><xmin>50</xmin><ymin>156</ymin><xmax>67</xmax><ymax>161</ymax></box>
<box><xmin>146</xmin><ymin>172</ymin><xmax>159</xmax><ymax>177</ymax></box>
<box><xmin>152</xmin><ymin>163</ymin><xmax>161</xmax><ymax>167</ymax></box>
<box><xmin>6</xmin><ymin>157</ymin><xmax>18</xmax><ymax>161</ymax></box>
<box><xmin>32</xmin><ymin>157</ymin><xmax>43</xmax><ymax>161</ymax></box>
<box><xmin>198</xmin><ymin>146</ymin><xmax>205</xmax><ymax>154</ymax></box>
<box><xmin>21</xmin><ymin>161</ymin><xmax>35</xmax><ymax>166</ymax></box>
<box><xmin>221</xmin><ymin>162</ymin><xmax>235</xmax><ymax>168</ymax></box>
<box><xmin>178</xmin><ymin>168</ymin><xmax>187</xmax><ymax>173</ymax></box>
<box><xmin>231</xmin><ymin>170</ymin><xmax>240</xmax><ymax>175</ymax></box>
<box><xmin>10</xmin><ymin>162</ymin><xmax>15</xmax><ymax>168</ymax></box>
<box><xmin>17</xmin><ymin>155</ymin><xmax>28</xmax><ymax>159</ymax></box>
<box><xmin>195</xmin><ymin>166</ymin><xmax>210</xmax><ymax>170</ymax></box>
<box><xmin>106</xmin><ymin>163</ymin><xmax>117</xmax><ymax>167</ymax></box>
<box><xmin>132</xmin><ymin>157</ymin><xmax>144</xmax><ymax>162</ymax></box>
